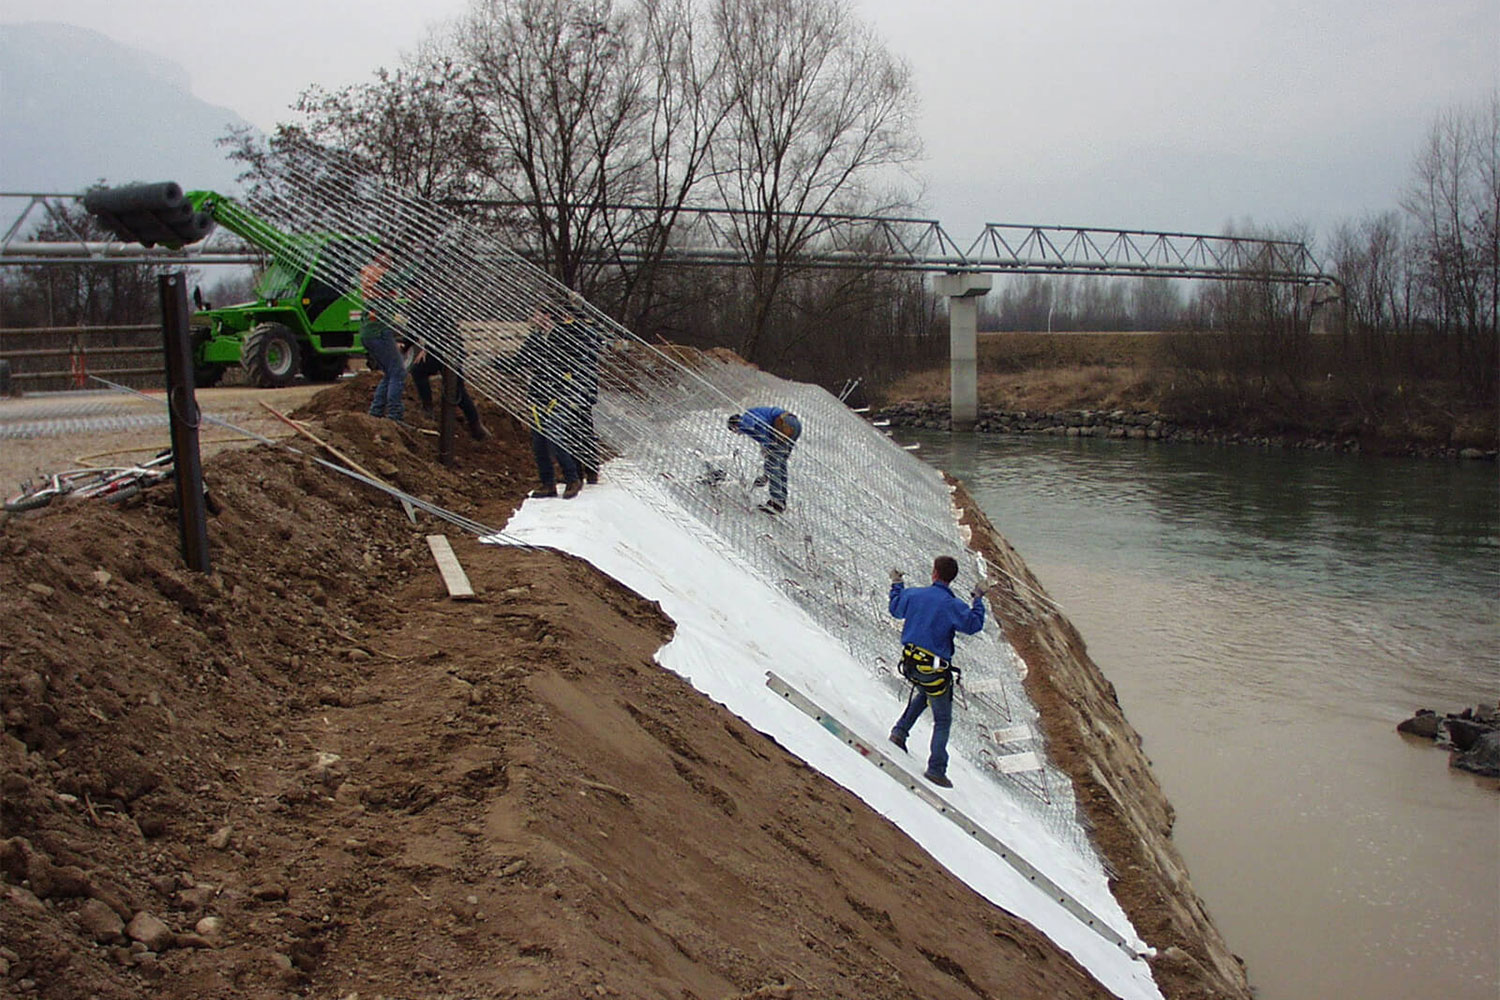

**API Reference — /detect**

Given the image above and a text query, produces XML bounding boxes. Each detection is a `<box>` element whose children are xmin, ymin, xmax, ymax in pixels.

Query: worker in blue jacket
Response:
<box><xmin>727</xmin><ymin>406</ymin><xmax>802</xmax><ymax>513</ymax></box>
<box><xmin>887</xmin><ymin>555</ymin><xmax>986</xmax><ymax>788</ymax></box>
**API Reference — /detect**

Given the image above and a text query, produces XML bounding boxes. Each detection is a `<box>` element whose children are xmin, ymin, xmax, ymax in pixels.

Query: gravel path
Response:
<box><xmin>0</xmin><ymin>383</ymin><xmax>330</xmax><ymax>488</ymax></box>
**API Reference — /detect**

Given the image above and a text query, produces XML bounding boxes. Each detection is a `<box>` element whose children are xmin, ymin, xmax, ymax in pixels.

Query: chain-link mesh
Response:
<box><xmin>232</xmin><ymin>151</ymin><xmax>1095</xmax><ymax>854</ymax></box>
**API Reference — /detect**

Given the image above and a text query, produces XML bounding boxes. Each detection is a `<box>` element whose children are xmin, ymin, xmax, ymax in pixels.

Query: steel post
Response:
<box><xmin>159</xmin><ymin>273</ymin><xmax>211</xmax><ymax>573</ymax></box>
<box><xmin>439</xmin><ymin>366</ymin><xmax>458</xmax><ymax>467</ymax></box>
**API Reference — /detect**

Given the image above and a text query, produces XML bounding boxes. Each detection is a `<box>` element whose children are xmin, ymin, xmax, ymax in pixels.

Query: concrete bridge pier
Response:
<box><xmin>934</xmin><ymin>271</ymin><xmax>993</xmax><ymax>431</ymax></box>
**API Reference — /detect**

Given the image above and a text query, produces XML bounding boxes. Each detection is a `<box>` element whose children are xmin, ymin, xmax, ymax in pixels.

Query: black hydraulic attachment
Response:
<box><xmin>83</xmin><ymin>182</ymin><xmax>214</xmax><ymax>249</ymax></box>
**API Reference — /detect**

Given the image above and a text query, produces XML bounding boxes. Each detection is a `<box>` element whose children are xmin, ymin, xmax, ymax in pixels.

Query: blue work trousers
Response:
<box><xmin>892</xmin><ymin>684</ymin><xmax>954</xmax><ymax>777</ymax></box>
<box><xmin>362</xmin><ymin>323</ymin><xmax>407</xmax><ymax>421</ymax></box>
<box><xmin>762</xmin><ymin>439</ymin><xmax>793</xmax><ymax>508</ymax></box>
<box><xmin>530</xmin><ymin>404</ymin><xmax>583</xmax><ymax>487</ymax></box>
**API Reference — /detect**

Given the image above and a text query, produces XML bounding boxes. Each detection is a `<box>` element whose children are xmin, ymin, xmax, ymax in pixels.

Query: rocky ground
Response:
<box><xmin>0</xmin><ymin>374</ymin><xmax>1175</xmax><ymax>999</ymax></box>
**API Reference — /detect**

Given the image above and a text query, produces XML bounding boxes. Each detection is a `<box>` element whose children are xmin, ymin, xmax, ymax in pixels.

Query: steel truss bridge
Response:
<box><xmin>1</xmin><ymin>192</ymin><xmax>1330</xmax><ymax>286</ymax></box>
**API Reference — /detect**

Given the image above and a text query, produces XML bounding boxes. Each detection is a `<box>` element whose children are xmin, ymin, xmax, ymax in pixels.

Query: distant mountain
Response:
<box><xmin>0</xmin><ymin>21</ymin><xmax>253</xmax><ymax>196</ymax></box>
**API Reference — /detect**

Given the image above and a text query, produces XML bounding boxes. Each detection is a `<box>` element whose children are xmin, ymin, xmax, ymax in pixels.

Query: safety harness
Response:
<box><xmin>899</xmin><ymin>642</ymin><xmax>960</xmax><ymax>698</ymax></box>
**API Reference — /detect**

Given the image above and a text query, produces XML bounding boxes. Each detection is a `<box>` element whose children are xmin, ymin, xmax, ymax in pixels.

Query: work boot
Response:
<box><xmin>753</xmin><ymin>474</ymin><xmax>769</xmax><ymax>487</ymax></box>
<box><xmin>923</xmin><ymin>770</ymin><xmax>953</xmax><ymax>788</ymax></box>
<box><xmin>562</xmin><ymin>480</ymin><xmax>582</xmax><ymax>499</ymax></box>
<box><xmin>888</xmin><ymin>731</ymin><xmax>908</xmax><ymax>752</ymax></box>
<box><xmin>530</xmin><ymin>483</ymin><xmax>558</xmax><ymax>499</ymax></box>
<box><xmin>759</xmin><ymin>500</ymin><xmax>785</xmax><ymax>514</ymax></box>
<box><xmin>468</xmin><ymin>422</ymin><xmax>489</xmax><ymax>441</ymax></box>
<box><xmin>585</xmin><ymin>470</ymin><xmax>599</xmax><ymax>485</ymax></box>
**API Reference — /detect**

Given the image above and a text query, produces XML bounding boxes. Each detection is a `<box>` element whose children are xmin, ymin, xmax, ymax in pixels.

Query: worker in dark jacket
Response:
<box><xmin>408</xmin><ymin>346</ymin><xmax>487</xmax><ymax>440</ymax></box>
<box><xmin>518</xmin><ymin>305</ymin><xmax>584</xmax><ymax>498</ymax></box>
<box><xmin>401</xmin><ymin>283</ymin><xmax>488</xmax><ymax>441</ymax></box>
<box><xmin>887</xmin><ymin>555</ymin><xmax>986</xmax><ymax>788</ymax></box>
<box><xmin>555</xmin><ymin>297</ymin><xmax>605</xmax><ymax>483</ymax></box>
<box><xmin>727</xmin><ymin>405</ymin><xmax>802</xmax><ymax>513</ymax></box>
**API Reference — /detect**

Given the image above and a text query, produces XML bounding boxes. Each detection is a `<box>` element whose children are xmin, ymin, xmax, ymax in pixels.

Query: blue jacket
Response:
<box><xmin>734</xmin><ymin>406</ymin><xmax>791</xmax><ymax>447</ymax></box>
<box><xmin>889</xmin><ymin>580</ymin><xmax>985</xmax><ymax>660</ymax></box>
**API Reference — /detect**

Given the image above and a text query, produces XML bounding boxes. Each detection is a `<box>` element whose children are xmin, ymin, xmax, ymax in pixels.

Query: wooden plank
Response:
<box><xmin>425</xmin><ymin>534</ymin><xmax>475</xmax><ymax>600</ymax></box>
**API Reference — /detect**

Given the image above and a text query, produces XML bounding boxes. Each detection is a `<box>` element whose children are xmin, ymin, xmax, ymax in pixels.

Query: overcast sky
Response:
<box><xmin>2</xmin><ymin>0</ymin><xmax>1495</xmax><ymax>246</ymax></box>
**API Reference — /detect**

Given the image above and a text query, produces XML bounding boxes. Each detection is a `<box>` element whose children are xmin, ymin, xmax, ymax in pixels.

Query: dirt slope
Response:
<box><xmin>2</xmin><ymin>376</ymin><xmax>1122</xmax><ymax>999</ymax></box>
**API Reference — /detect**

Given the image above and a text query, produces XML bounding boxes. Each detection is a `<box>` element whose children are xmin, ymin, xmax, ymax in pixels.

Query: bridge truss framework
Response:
<box><xmin>1</xmin><ymin>192</ymin><xmax>1329</xmax><ymax>284</ymax></box>
<box><xmin>0</xmin><ymin>191</ymin><xmax>1336</xmax><ymax>428</ymax></box>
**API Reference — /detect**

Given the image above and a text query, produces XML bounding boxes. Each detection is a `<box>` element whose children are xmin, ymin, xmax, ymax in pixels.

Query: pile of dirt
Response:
<box><xmin>2</xmin><ymin>373</ymin><xmax>1129</xmax><ymax>999</ymax></box>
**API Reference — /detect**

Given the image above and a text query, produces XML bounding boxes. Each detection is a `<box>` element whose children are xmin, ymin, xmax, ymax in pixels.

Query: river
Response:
<box><xmin>893</xmin><ymin>429</ymin><xmax>1499</xmax><ymax>1000</ymax></box>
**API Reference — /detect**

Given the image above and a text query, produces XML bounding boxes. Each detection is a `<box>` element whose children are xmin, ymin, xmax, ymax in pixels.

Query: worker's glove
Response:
<box><xmin>970</xmin><ymin>581</ymin><xmax>987</xmax><ymax>600</ymax></box>
<box><xmin>889</xmin><ymin>568</ymin><xmax>904</xmax><ymax>583</ymax></box>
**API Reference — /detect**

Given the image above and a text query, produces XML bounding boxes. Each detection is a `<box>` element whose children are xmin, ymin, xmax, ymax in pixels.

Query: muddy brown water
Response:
<box><xmin>902</xmin><ymin>429</ymin><xmax>1499</xmax><ymax>1000</ymax></box>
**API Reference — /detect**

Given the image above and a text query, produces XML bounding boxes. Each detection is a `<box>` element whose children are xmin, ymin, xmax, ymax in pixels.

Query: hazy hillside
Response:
<box><xmin>0</xmin><ymin>21</ymin><xmax>251</xmax><ymax>195</ymax></box>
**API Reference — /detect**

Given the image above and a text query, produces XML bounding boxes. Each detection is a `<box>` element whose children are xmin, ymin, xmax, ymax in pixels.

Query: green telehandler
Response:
<box><xmin>183</xmin><ymin>190</ymin><xmax>373</xmax><ymax>388</ymax></box>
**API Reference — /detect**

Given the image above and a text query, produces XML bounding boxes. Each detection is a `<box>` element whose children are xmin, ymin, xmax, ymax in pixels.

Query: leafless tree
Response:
<box><xmin>1402</xmin><ymin>92</ymin><xmax>1499</xmax><ymax>395</ymax></box>
<box><xmin>221</xmin><ymin>42</ymin><xmax>496</xmax><ymax>240</ymax></box>
<box><xmin>707</xmin><ymin>0</ymin><xmax>920</xmax><ymax>362</ymax></box>
<box><xmin>1327</xmin><ymin>212</ymin><xmax>1409</xmax><ymax>357</ymax></box>
<box><xmin>596</xmin><ymin>0</ymin><xmax>731</xmax><ymax>327</ymax></box>
<box><xmin>459</xmin><ymin>0</ymin><xmax>652</xmax><ymax>289</ymax></box>
<box><xmin>1129</xmin><ymin>277</ymin><xmax>1183</xmax><ymax>332</ymax></box>
<box><xmin>0</xmin><ymin>201</ymin><xmax>165</xmax><ymax>327</ymax></box>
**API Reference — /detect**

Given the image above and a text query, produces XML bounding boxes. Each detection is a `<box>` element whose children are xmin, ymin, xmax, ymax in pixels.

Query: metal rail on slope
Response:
<box><xmin>764</xmin><ymin>671</ymin><xmax>1144</xmax><ymax>959</ymax></box>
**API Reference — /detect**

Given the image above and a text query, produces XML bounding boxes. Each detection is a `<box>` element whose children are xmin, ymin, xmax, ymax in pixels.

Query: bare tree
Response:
<box><xmin>1130</xmin><ymin>277</ymin><xmax>1183</xmax><ymax>332</ymax></box>
<box><xmin>708</xmin><ymin>0</ymin><xmax>920</xmax><ymax>361</ymax></box>
<box><xmin>0</xmin><ymin>200</ymin><xmax>164</xmax><ymax>327</ymax></box>
<box><xmin>459</xmin><ymin>0</ymin><xmax>652</xmax><ymax>289</ymax></box>
<box><xmin>1328</xmin><ymin>212</ymin><xmax>1407</xmax><ymax>346</ymax></box>
<box><xmin>221</xmin><ymin>40</ymin><xmax>495</xmax><ymax>226</ymax></box>
<box><xmin>1402</xmin><ymin>92</ymin><xmax>1499</xmax><ymax>396</ymax></box>
<box><xmin>287</xmin><ymin>47</ymin><xmax>494</xmax><ymax>202</ymax></box>
<box><xmin>599</xmin><ymin>0</ymin><xmax>730</xmax><ymax>327</ymax></box>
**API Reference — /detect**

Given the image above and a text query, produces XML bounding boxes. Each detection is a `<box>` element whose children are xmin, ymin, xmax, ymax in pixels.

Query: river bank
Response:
<box><xmin>1</xmin><ymin>374</ymin><xmax>1242</xmax><ymax>999</ymax></box>
<box><xmin>870</xmin><ymin>332</ymin><xmax>1497</xmax><ymax>459</ymax></box>
<box><xmin>872</xmin><ymin>400</ymin><xmax>1498</xmax><ymax>461</ymax></box>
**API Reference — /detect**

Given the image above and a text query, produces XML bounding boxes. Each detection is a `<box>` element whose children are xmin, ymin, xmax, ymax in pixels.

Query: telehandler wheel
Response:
<box><xmin>190</xmin><ymin>331</ymin><xmax>228</xmax><ymax>388</ymax></box>
<box><xmin>303</xmin><ymin>353</ymin><xmax>349</xmax><ymax>383</ymax></box>
<box><xmin>193</xmin><ymin>363</ymin><xmax>227</xmax><ymax>388</ymax></box>
<box><xmin>241</xmin><ymin>323</ymin><xmax>301</xmax><ymax>388</ymax></box>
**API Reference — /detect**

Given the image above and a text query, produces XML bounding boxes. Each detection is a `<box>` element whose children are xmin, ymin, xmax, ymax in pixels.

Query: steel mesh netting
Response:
<box><xmin>0</xmin><ymin>394</ymin><xmax>170</xmax><ymax>440</ymax></box>
<box><xmin>0</xmin><ymin>413</ymin><xmax>171</xmax><ymax>440</ymax></box>
<box><xmin>239</xmin><ymin>152</ymin><xmax>1095</xmax><ymax>854</ymax></box>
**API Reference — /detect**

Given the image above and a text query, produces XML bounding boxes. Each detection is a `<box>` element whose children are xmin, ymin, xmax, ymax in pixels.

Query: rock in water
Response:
<box><xmin>1396</xmin><ymin>710</ymin><xmax>1442</xmax><ymax>740</ymax></box>
<box><xmin>1452</xmin><ymin>731</ymin><xmax>1500</xmax><ymax>778</ymax></box>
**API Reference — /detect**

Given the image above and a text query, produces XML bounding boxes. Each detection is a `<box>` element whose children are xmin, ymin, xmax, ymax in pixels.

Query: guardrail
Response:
<box><xmin>0</xmin><ymin>325</ymin><xmax>164</xmax><ymax>392</ymax></box>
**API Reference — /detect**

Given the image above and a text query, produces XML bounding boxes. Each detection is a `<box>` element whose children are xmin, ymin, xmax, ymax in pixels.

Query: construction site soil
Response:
<box><xmin>1</xmin><ymin>374</ymin><xmax>1246</xmax><ymax>999</ymax></box>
